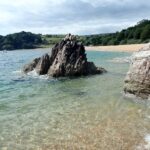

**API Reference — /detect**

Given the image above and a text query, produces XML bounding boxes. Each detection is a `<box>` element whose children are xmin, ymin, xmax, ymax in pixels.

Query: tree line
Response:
<box><xmin>0</xmin><ymin>31</ymin><xmax>42</xmax><ymax>50</ymax></box>
<box><xmin>0</xmin><ymin>19</ymin><xmax>150</xmax><ymax>50</ymax></box>
<box><xmin>80</xmin><ymin>19</ymin><xmax>150</xmax><ymax>46</ymax></box>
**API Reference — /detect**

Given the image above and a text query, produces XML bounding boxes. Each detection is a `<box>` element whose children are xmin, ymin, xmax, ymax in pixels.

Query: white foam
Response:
<box><xmin>146</xmin><ymin>116</ymin><xmax>150</xmax><ymax>119</ymax></box>
<box><xmin>108</xmin><ymin>57</ymin><xmax>131</xmax><ymax>63</ymax></box>
<box><xmin>133</xmin><ymin>50</ymin><xmax>150</xmax><ymax>59</ymax></box>
<box><xmin>12</xmin><ymin>70</ymin><xmax>22</xmax><ymax>74</ymax></box>
<box><xmin>27</xmin><ymin>69</ymin><xmax>49</xmax><ymax>80</ymax></box>
<box><xmin>12</xmin><ymin>69</ymin><xmax>49</xmax><ymax>80</ymax></box>
<box><xmin>12</xmin><ymin>70</ymin><xmax>26</xmax><ymax>79</ymax></box>
<box><xmin>144</xmin><ymin>134</ymin><xmax>150</xmax><ymax>149</ymax></box>
<box><xmin>136</xmin><ymin>134</ymin><xmax>150</xmax><ymax>150</ymax></box>
<box><xmin>27</xmin><ymin>69</ymin><xmax>38</xmax><ymax>76</ymax></box>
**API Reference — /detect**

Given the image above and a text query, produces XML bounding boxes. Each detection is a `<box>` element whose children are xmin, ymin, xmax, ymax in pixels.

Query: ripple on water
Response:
<box><xmin>0</xmin><ymin>50</ymin><xmax>150</xmax><ymax>149</ymax></box>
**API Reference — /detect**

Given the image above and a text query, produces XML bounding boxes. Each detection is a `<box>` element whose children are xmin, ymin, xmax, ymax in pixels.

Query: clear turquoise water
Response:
<box><xmin>0</xmin><ymin>49</ymin><xmax>150</xmax><ymax>149</ymax></box>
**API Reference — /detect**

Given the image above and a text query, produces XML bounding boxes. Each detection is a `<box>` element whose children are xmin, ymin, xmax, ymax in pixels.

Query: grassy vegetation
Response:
<box><xmin>41</xmin><ymin>34</ymin><xmax>65</xmax><ymax>47</ymax></box>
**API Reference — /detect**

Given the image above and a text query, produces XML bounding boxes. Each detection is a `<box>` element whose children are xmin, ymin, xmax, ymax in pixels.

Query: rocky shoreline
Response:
<box><xmin>124</xmin><ymin>43</ymin><xmax>150</xmax><ymax>100</ymax></box>
<box><xmin>22</xmin><ymin>35</ymin><xmax>150</xmax><ymax>100</ymax></box>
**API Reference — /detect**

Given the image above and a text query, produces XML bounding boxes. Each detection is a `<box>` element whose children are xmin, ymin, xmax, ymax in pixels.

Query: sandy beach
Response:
<box><xmin>86</xmin><ymin>43</ymin><xmax>146</xmax><ymax>52</ymax></box>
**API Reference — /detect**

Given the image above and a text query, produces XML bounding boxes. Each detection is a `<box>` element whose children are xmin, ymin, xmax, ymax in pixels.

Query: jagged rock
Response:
<box><xmin>124</xmin><ymin>43</ymin><xmax>150</xmax><ymax>99</ymax></box>
<box><xmin>35</xmin><ymin>54</ymin><xmax>51</xmax><ymax>75</ymax></box>
<box><xmin>23</xmin><ymin>57</ymin><xmax>40</xmax><ymax>73</ymax></box>
<box><xmin>23</xmin><ymin>34</ymin><xmax>106</xmax><ymax>77</ymax></box>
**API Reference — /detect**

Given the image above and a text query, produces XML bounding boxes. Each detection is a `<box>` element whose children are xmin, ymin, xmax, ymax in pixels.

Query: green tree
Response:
<box><xmin>134</xmin><ymin>28</ymin><xmax>141</xmax><ymax>39</ymax></box>
<box><xmin>117</xmin><ymin>31</ymin><xmax>125</xmax><ymax>41</ymax></box>
<box><xmin>141</xmin><ymin>25</ymin><xmax>150</xmax><ymax>40</ymax></box>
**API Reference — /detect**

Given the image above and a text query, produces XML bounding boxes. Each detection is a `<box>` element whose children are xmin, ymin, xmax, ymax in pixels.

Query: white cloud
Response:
<box><xmin>0</xmin><ymin>0</ymin><xmax>150</xmax><ymax>35</ymax></box>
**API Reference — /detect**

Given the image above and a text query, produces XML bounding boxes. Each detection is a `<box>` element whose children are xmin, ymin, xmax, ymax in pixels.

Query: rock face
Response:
<box><xmin>124</xmin><ymin>43</ymin><xmax>150</xmax><ymax>99</ymax></box>
<box><xmin>23</xmin><ymin>34</ymin><xmax>106</xmax><ymax>77</ymax></box>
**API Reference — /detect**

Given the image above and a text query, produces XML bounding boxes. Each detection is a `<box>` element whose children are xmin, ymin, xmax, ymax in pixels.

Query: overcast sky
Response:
<box><xmin>0</xmin><ymin>0</ymin><xmax>150</xmax><ymax>35</ymax></box>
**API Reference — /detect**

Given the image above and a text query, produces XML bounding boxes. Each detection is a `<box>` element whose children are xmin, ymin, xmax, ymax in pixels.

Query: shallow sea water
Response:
<box><xmin>0</xmin><ymin>49</ymin><xmax>150</xmax><ymax>150</ymax></box>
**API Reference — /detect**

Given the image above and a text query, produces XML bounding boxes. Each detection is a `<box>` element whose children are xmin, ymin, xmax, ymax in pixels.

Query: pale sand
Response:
<box><xmin>85</xmin><ymin>44</ymin><xmax>146</xmax><ymax>52</ymax></box>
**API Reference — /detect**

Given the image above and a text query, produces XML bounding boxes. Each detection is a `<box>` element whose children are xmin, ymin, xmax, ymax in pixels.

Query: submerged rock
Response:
<box><xmin>23</xmin><ymin>34</ymin><xmax>106</xmax><ymax>77</ymax></box>
<box><xmin>124</xmin><ymin>43</ymin><xmax>150</xmax><ymax>99</ymax></box>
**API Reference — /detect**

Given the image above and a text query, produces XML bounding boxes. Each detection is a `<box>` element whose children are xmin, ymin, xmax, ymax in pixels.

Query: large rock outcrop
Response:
<box><xmin>124</xmin><ymin>43</ymin><xmax>150</xmax><ymax>99</ymax></box>
<box><xmin>23</xmin><ymin>34</ymin><xmax>106</xmax><ymax>77</ymax></box>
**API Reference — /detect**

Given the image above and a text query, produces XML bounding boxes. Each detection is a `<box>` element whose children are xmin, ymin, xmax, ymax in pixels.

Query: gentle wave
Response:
<box><xmin>12</xmin><ymin>69</ymin><xmax>49</xmax><ymax>80</ymax></box>
<box><xmin>27</xmin><ymin>70</ymin><xmax>49</xmax><ymax>80</ymax></box>
<box><xmin>12</xmin><ymin>70</ymin><xmax>22</xmax><ymax>74</ymax></box>
<box><xmin>108</xmin><ymin>56</ymin><xmax>131</xmax><ymax>63</ymax></box>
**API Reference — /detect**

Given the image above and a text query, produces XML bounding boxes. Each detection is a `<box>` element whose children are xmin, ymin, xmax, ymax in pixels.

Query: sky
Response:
<box><xmin>0</xmin><ymin>0</ymin><xmax>150</xmax><ymax>35</ymax></box>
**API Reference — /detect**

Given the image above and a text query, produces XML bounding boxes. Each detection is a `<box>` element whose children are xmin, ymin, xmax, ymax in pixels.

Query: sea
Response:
<box><xmin>0</xmin><ymin>49</ymin><xmax>150</xmax><ymax>149</ymax></box>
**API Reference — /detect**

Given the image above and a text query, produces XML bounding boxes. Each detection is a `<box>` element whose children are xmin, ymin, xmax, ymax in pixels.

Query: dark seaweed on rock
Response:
<box><xmin>23</xmin><ymin>34</ymin><xmax>106</xmax><ymax>77</ymax></box>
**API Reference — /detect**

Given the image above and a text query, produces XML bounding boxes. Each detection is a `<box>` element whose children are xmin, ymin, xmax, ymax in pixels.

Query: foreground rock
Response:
<box><xmin>23</xmin><ymin>34</ymin><xmax>106</xmax><ymax>77</ymax></box>
<box><xmin>124</xmin><ymin>43</ymin><xmax>150</xmax><ymax>99</ymax></box>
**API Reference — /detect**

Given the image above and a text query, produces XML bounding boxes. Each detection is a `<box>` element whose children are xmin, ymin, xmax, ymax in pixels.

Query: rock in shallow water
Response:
<box><xmin>23</xmin><ymin>34</ymin><xmax>106</xmax><ymax>77</ymax></box>
<box><xmin>124</xmin><ymin>43</ymin><xmax>150</xmax><ymax>99</ymax></box>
